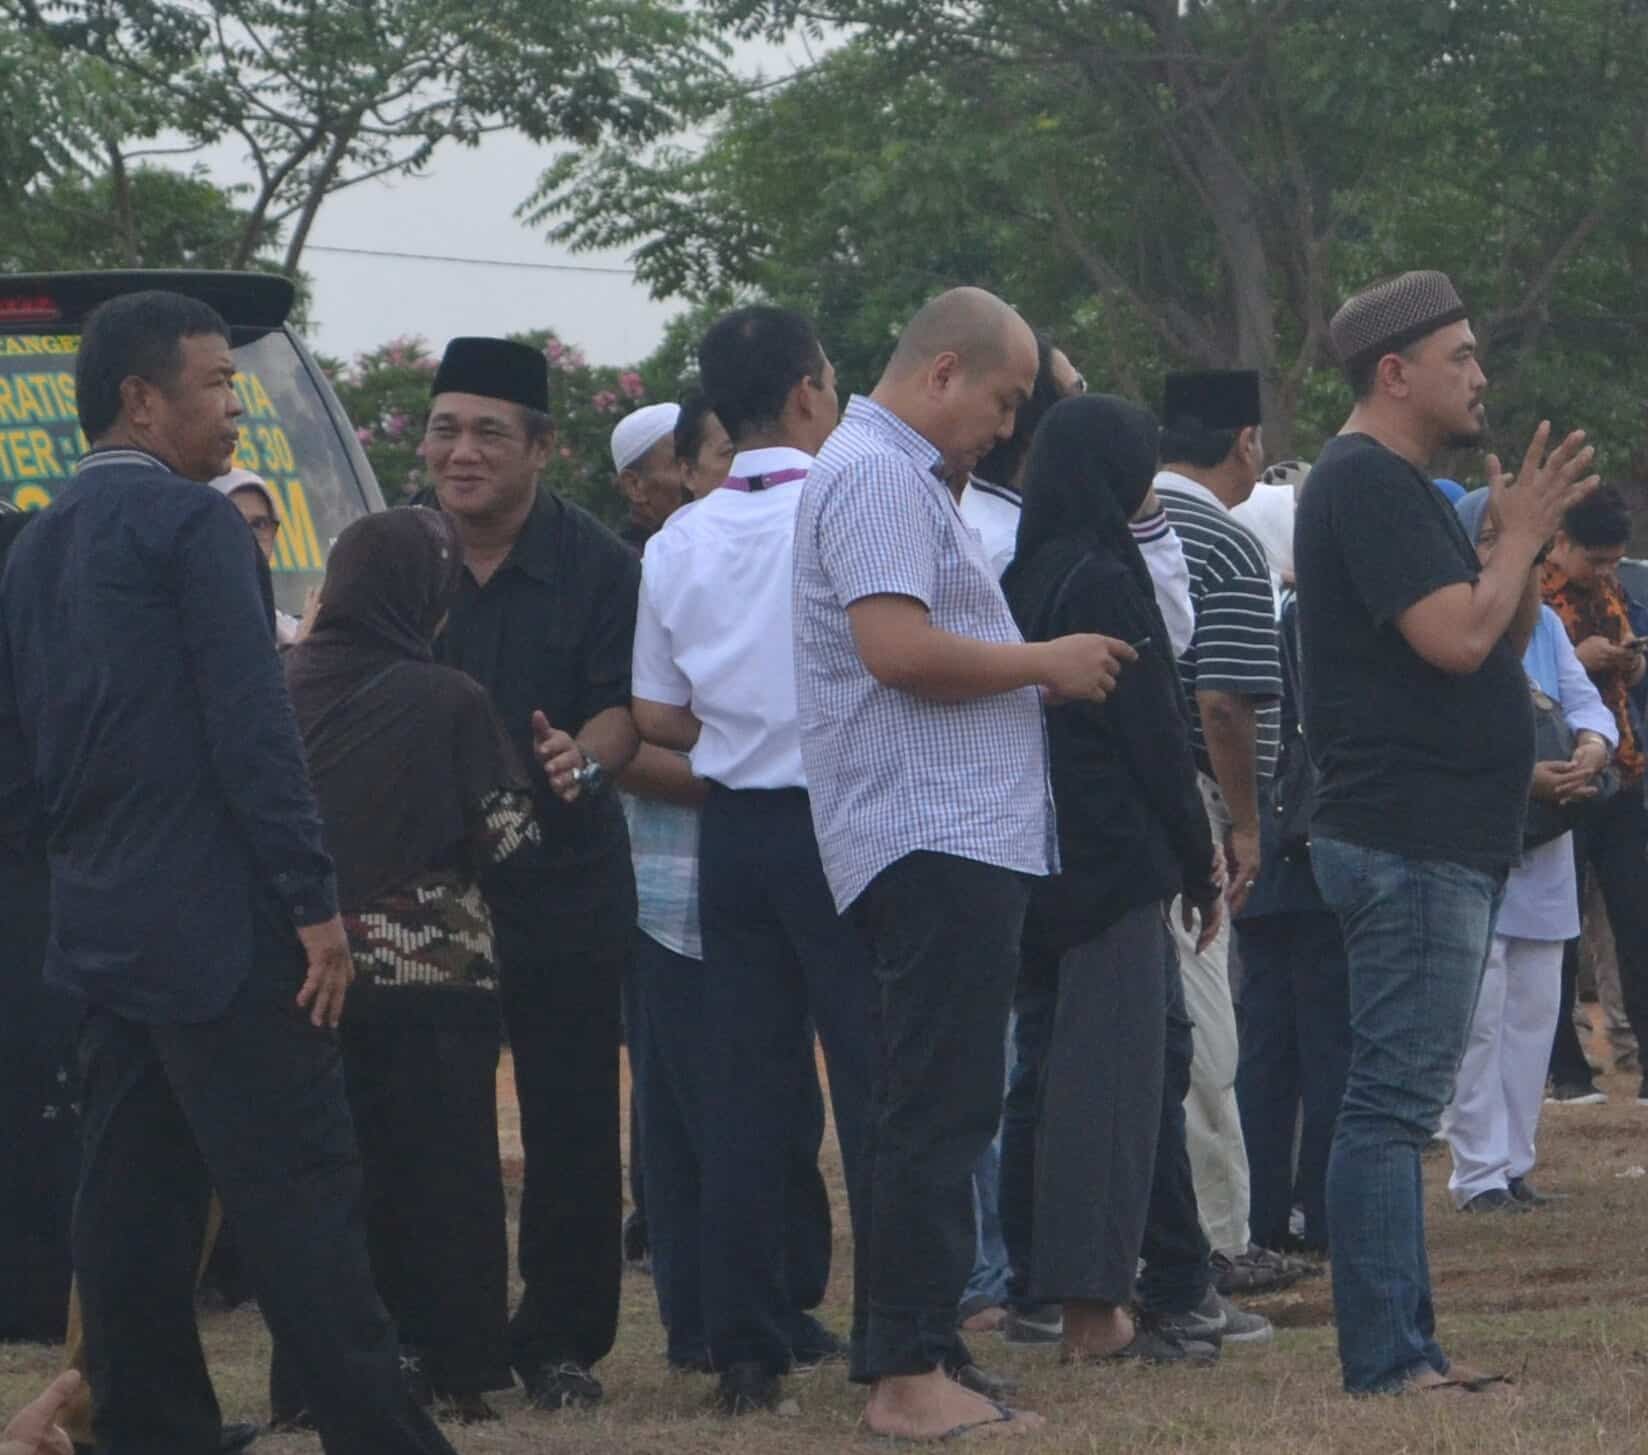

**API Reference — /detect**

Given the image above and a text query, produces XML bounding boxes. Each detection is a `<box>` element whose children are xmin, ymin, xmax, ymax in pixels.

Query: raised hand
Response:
<box><xmin>1487</xmin><ymin>421</ymin><xmax>1600</xmax><ymax>548</ymax></box>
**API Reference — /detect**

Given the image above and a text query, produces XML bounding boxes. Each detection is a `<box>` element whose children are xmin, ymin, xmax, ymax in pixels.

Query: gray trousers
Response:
<box><xmin>1029</xmin><ymin>902</ymin><xmax>1169</xmax><ymax>1305</ymax></box>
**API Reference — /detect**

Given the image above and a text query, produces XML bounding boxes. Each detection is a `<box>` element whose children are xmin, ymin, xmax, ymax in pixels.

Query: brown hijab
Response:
<box><xmin>284</xmin><ymin>509</ymin><xmax>527</xmax><ymax>908</ymax></box>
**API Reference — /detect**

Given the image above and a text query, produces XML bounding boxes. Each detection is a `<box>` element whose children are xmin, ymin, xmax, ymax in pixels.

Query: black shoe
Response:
<box><xmin>266</xmin><ymin>1409</ymin><xmax>317</xmax><ymax>1434</ymax></box>
<box><xmin>1508</xmin><ymin>1176</ymin><xmax>1566</xmax><ymax>1206</ymax></box>
<box><xmin>1070</xmin><ymin>1323</ymin><xmax>1219</xmax><ymax>1366</ymax></box>
<box><xmin>790</xmin><ymin>1316</ymin><xmax>847</xmax><ymax>1372</ymax></box>
<box><xmin>622</xmin><ymin>1208</ymin><xmax>651</xmax><ymax>1271</ymax></box>
<box><xmin>434</xmin><ymin>1393</ymin><xmax>500</xmax><ymax>1425</ymax></box>
<box><xmin>716</xmin><ymin>1361</ymin><xmax>781</xmax><ymax>1415</ymax></box>
<box><xmin>523</xmin><ymin>1361</ymin><xmax>605</xmax><ymax>1411</ymax></box>
<box><xmin>1461</xmin><ymin>1187</ymin><xmax>1530</xmax><ymax>1214</ymax></box>
<box><xmin>1211</xmin><ymin>1245</ymin><xmax>1306</xmax><ymax>1296</ymax></box>
<box><xmin>947</xmin><ymin>1359</ymin><xmax>1018</xmax><ymax>1401</ymax></box>
<box><xmin>1002</xmin><ymin>1303</ymin><xmax>1064</xmax><ymax>1344</ymax></box>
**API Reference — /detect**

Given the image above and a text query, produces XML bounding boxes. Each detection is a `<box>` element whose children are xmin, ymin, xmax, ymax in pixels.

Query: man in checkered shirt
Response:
<box><xmin>792</xmin><ymin>287</ymin><xmax>1135</xmax><ymax>1442</ymax></box>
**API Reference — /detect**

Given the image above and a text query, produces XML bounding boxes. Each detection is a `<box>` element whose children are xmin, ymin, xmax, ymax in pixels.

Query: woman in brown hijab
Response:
<box><xmin>274</xmin><ymin>508</ymin><xmax>538</xmax><ymax>1426</ymax></box>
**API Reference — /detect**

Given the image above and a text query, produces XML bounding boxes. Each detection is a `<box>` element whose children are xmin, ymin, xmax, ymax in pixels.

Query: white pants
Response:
<box><xmin>1169</xmin><ymin>774</ymin><xmax>1251</xmax><ymax>1258</ymax></box>
<box><xmin>1442</xmin><ymin>934</ymin><xmax>1563</xmax><ymax>1208</ymax></box>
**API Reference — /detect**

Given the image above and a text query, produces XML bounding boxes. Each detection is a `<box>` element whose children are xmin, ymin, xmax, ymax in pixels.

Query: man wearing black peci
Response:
<box><xmin>418</xmin><ymin>337</ymin><xmax>641</xmax><ymax>1412</ymax></box>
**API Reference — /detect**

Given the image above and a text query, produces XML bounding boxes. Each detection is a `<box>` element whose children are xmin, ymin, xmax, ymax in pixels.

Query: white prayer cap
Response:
<box><xmin>1231</xmin><ymin>479</ymin><xmax>1300</xmax><ymax>581</ymax></box>
<box><xmin>209</xmin><ymin>467</ymin><xmax>277</xmax><ymax>512</ymax></box>
<box><xmin>610</xmin><ymin>402</ymin><xmax>681</xmax><ymax>472</ymax></box>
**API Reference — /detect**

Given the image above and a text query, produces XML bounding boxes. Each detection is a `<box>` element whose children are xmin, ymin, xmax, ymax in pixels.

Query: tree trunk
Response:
<box><xmin>281</xmin><ymin>120</ymin><xmax>359</xmax><ymax>275</ymax></box>
<box><xmin>107</xmin><ymin>142</ymin><xmax>139</xmax><ymax>267</ymax></box>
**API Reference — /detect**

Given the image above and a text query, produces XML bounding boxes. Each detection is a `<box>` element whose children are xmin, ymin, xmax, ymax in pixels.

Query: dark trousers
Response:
<box><xmin>1028</xmin><ymin>904</ymin><xmax>1167</xmax><ymax>1305</ymax></box>
<box><xmin>1001</xmin><ymin>978</ymin><xmax>1053</xmax><ymax>1312</ymax></box>
<box><xmin>74</xmin><ymin>931</ymin><xmax>454</xmax><ymax>1455</ymax></box>
<box><xmin>698</xmin><ymin>786</ymin><xmax>874</xmax><ymax>1375</ymax></box>
<box><xmin>1551</xmin><ymin>791</ymin><xmax>1648</xmax><ymax>1086</ymax></box>
<box><xmin>271</xmin><ymin>1017</ymin><xmax>510</xmax><ymax>1410</ymax></box>
<box><xmin>850</xmin><ymin>852</ymin><xmax>1027</xmax><ymax>1381</ymax></box>
<box><xmin>1137</xmin><ymin>938</ymin><xmax>1214</xmax><ymax>1316</ymax></box>
<box><xmin>631</xmin><ymin>929</ymin><xmax>834</xmax><ymax>1366</ymax></box>
<box><xmin>493</xmin><ymin>902</ymin><xmax>625</xmax><ymax>1375</ymax></box>
<box><xmin>1235</xmin><ymin>911</ymin><xmax>1352</xmax><ymax>1250</ymax></box>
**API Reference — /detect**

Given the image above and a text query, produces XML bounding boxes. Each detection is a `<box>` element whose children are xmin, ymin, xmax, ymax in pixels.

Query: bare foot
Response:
<box><xmin>1062</xmin><ymin>1300</ymin><xmax>1135</xmax><ymax>1360</ymax></box>
<box><xmin>961</xmin><ymin>1306</ymin><xmax>1008</xmax><ymax>1333</ymax></box>
<box><xmin>864</xmin><ymin>1370</ymin><xmax>1046</xmax><ymax>1441</ymax></box>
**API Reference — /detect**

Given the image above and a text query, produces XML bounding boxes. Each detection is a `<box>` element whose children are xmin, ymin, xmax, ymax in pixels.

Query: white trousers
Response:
<box><xmin>1169</xmin><ymin>774</ymin><xmax>1251</xmax><ymax>1258</ymax></box>
<box><xmin>1442</xmin><ymin>933</ymin><xmax>1563</xmax><ymax>1208</ymax></box>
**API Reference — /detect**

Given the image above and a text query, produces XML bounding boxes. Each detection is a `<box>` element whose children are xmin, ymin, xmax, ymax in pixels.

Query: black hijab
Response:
<box><xmin>285</xmin><ymin>509</ymin><xmax>526</xmax><ymax>907</ymax></box>
<box><xmin>1004</xmin><ymin>393</ymin><xmax>1172</xmax><ymax>660</ymax></box>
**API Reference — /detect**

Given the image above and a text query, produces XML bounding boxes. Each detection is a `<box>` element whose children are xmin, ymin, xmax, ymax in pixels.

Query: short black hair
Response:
<box><xmin>1562</xmin><ymin>482</ymin><xmax>1632</xmax><ymax>549</ymax></box>
<box><xmin>1159</xmin><ymin>419</ymin><xmax>1242</xmax><ymax>470</ymax></box>
<box><xmin>674</xmin><ymin>388</ymin><xmax>718</xmax><ymax>463</ymax></box>
<box><xmin>76</xmin><ymin>290</ymin><xmax>230</xmax><ymax>440</ymax></box>
<box><xmin>696</xmin><ymin>306</ymin><xmax>824</xmax><ymax>444</ymax></box>
<box><xmin>976</xmin><ymin>331</ymin><xmax>1061</xmax><ymax>488</ymax></box>
<box><xmin>1345</xmin><ymin>342</ymin><xmax>1417</xmax><ymax>401</ymax></box>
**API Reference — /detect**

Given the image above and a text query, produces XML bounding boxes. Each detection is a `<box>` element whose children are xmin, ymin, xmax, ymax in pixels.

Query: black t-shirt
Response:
<box><xmin>1294</xmin><ymin>433</ymin><xmax>1532</xmax><ymax>871</ymax></box>
<box><xmin>434</xmin><ymin>490</ymin><xmax>639</xmax><ymax>946</ymax></box>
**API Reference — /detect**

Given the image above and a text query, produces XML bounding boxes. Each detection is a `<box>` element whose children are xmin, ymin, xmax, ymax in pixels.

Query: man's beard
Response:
<box><xmin>1443</xmin><ymin>404</ymin><xmax>1488</xmax><ymax>452</ymax></box>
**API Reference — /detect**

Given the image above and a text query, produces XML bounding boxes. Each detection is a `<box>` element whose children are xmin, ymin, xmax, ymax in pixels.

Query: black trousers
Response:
<box><xmin>74</xmin><ymin>927</ymin><xmax>454</xmax><ymax>1455</ymax></box>
<box><xmin>1136</xmin><ymin>938</ymin><xmax>1214</xmax><ymax>1316</ymax></box>
<box><xmin>698</xmin><ymin>786</ymin><xmax>875</xmax><ymax>1375</ymax></box>
<box><xmin>851</xmin><ymin>852</ymin><xmax>1027</xmax><ymax>1381</ymax></box>
<box><xmin>631</xmin><ymin>929</ymin><xmax>834</xmax><ymax>1366</ymax></box>
<box><xmin>1551</xmin><ymin>791</ymin><xmax>1648</xmax><ymax>1086</ymax></box>
<box><xmin>493</xmin><ymin>895</ymin><xmax>626</xmax><ymax>1375</ymax></box>
<box><xmin>1027</xmin><ymin>904</ymin><xmax>1167</xmax><ymax>1305</ymax></box>
<box><xmin>270</xmin><ymin>1016</ymin><xmax>510</xmax><ymax>1410</ymax></box>
<box><xmin>1235</xmin><ymin>910</ymin><xmax>1351</xmax><ymax>1250</ymax></box>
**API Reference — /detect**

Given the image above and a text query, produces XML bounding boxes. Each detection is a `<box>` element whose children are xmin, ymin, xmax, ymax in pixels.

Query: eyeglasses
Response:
<box><xmin>246</xmin><ymin>516</ymin><xmax>281</xmax><ymax>538</ymax></box>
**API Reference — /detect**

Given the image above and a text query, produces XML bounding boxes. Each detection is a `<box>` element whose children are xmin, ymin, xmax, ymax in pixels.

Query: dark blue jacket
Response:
<box><xmin>0</xmin><ymin>449</ymin><xmax>337</xmax><ymax>1023</ymax></box>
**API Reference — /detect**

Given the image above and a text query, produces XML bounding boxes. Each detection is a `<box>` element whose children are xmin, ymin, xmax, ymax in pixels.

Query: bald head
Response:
<box><xmin>872</xmin><ymin>287</ymin><xmax>1041</xmax><ymax>484</ymax></box>
<box><xmin>885</xmin><ymin>287</ymin><xmax>1034</xmax><ymax>382</ymax></box>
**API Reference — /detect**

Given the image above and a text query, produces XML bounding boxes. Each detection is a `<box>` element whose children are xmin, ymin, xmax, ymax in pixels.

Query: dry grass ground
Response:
<box><xmin>9</xmin><ymin>1050</ymin><xmax>1648</xmax><ymax>1453</ymax></box>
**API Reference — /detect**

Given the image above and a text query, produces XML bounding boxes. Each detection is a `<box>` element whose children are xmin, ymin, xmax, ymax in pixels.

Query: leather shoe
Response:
<box><xmin>716</xmin><ymin>1361</ymin><xmax>781</xmax><ymax>1415</ymax></box>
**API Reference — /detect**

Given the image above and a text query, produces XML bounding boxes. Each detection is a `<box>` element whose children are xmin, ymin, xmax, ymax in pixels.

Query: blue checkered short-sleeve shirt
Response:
<box><xmin>792</xmin><ymin>396</ymin><xmax>1056</xmax><ymax>911</ymax></box>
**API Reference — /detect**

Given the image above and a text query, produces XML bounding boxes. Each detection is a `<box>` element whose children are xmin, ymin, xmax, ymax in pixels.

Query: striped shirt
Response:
<box><xmin>792</xmin><ymin>396</ymin><xmax>1056</xmax><ymax>912</ymax></box>
<box><xmin>1156</xmin><ymin>471</ymin><xmax>1282</xmax><ymax>782</ymax></box>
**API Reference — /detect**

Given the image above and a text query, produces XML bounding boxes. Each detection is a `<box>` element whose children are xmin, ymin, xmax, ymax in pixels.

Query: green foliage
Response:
<box><xmin>1</xmin><ymin>163</ymin><xmax>278</xmax><ymax>271</ymax></box>
<box><xmin>537</xmin><ymin>0</ymin><xmax>1648</xmax><ymax>468</ymax></box>
<box><xmin>326</xmin><ymin>330</ymin><xmax>679</xmax><ymax>525</ymax></box>
<box><xmin>7</xmin><ymin>0</ymin><xmax>730</xmax><ymax>273</ymax></box>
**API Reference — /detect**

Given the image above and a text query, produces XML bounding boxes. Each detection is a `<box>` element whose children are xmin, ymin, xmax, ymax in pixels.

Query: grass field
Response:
<box><xmin>7</xmin><ymin>1049</ymin><xmax>1648</xmax><ymax>1452</ymax></box>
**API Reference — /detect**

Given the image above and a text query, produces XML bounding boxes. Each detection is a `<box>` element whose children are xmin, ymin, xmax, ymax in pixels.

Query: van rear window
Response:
<box><xmin>0</xmin><ymin>329</ymin><xmax>368</xmax><ymax>615</ymax></box>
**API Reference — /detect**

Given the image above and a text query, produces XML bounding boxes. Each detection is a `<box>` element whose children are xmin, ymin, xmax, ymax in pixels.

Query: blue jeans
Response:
<box><xmin>1310</xmin><ymin>836</ymin><xmax>1501</xmax><ymax>1394</ymax></box>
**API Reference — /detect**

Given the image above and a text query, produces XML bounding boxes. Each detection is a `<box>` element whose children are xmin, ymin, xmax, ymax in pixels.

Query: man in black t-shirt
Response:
<box><xmin>1294</xmin><ymin>270</ymin><xmax>1597</xmax><ymax>1397</ymax></box>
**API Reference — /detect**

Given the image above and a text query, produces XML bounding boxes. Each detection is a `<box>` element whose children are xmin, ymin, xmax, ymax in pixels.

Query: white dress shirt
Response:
<box><xmin>958</xmin><ymin>478</ymin><xmax>1023</xmax><ymax>579</ymax></box>
<box><xmin>631</xmin><ymin>446</ymin><xmax>811</xmax><ymax>790</ymax></box>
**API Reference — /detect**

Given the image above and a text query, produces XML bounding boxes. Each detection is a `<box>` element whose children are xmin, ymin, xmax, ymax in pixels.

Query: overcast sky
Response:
<box><xmin>205</xmin><ymin>33</ymin><xmax>815</xmax><ymax>368</ymax></box>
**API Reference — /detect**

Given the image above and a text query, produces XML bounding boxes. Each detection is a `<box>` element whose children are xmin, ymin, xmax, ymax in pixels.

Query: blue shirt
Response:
<box><xmin>792</xmin><ymin>396</ymin><xmax>1055</xmax><ymax>912</ymax></box>
<box><xmin>0</xmin><ymin>448</ymin><xmax>337</xmax><ymax>1024</ymax></box>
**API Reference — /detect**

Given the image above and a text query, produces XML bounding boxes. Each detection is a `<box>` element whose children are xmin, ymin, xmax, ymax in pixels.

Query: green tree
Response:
<box><xmin>535</xmin><ymin>0</ymin><xmax>1648</xmax><ymax>465</ymax></box>
<box><xmin>7</xmin><ymin>0</ymin><xmax>730</xmax><ymax>274</ymax></box>
<box><xmin>2</xmin><ymin>163</ymin><xmax>282</xmax><ymax>273</ymax></box>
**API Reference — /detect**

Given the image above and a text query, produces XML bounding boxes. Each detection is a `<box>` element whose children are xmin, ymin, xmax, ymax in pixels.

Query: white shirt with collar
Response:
<box><xmin>958</xmin><ymin>477</ymin><xmax>1022</xmax><ymax>579</ymax></box>
<box><xmin>631</xmin><ymin>445</ymin><xmax>811</xmax><ymax>790</ymax></box>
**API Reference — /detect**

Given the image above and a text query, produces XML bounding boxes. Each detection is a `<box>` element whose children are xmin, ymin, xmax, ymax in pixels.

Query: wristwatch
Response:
<box><xmin>572</xmin><ymin>752</ymin><xmax>608</xmax><ymax>795</ymax></box>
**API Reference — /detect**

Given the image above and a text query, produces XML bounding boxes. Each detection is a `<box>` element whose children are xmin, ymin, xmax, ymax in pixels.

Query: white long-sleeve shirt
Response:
<box><xmin>958</xmin><ymin>482</ymin><xmax>1196</xmax><ymax>656</ymax></box>
<box><xmin>1497</xmin><ymin>607</ymin><xmax>1617</xmax><ymax>942</ymax></box>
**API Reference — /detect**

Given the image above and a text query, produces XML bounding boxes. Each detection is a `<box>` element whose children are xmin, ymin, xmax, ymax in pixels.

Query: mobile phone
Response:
<box><xmin>1130</xmin><ymin>636</ymin><xmax>1153</xmax><ymax>653</ymax></box>
<box><xmin>1628</xmin><ymin>639</ymin><xmax>1647</xmax><ymax>654</ymax></box>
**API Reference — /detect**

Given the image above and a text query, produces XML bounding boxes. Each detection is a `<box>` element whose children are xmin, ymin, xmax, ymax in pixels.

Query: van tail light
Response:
<box><xmin>0</xmin><ymin>294</ymin><xmax>62</xmax><ymax>324</ymax></box>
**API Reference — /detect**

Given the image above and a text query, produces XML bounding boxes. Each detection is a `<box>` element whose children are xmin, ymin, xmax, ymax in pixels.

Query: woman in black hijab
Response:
<box><xmin>273</xmin><ymin>508</ymin><xmax>538</xmax><ymax>1426</ymax></box>
<box><xmin>1001</xmin><ymin>395</ymin><xmax>1223</xmax><ymax>1364</ymax></box>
